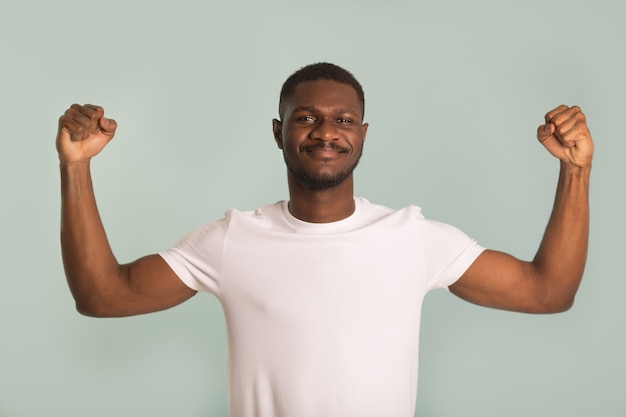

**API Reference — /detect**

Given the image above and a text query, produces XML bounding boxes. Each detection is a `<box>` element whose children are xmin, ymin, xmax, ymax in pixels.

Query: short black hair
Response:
<box><xmin>278</xmin><ymin>62</ymin><xmax>365</xmax><ymax>119</ymax></box>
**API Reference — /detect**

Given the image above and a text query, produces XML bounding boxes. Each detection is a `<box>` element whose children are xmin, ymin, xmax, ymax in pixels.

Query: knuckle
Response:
<box><xmin>85</xmin><ymin>104</ymin><xmax>103</xmax><ymax>116</ymax></box>
<box><xmin>83</xmin><ymin>107</ymin><xmax>97</xmax><ymax>119</ymax></box>
<box><xmin>59</xmin><ymin>114</ymin><xmax>74</xmax><ymax>129</ymax></box>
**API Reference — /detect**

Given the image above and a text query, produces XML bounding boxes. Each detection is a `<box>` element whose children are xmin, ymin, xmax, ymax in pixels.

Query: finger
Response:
<box><xmin>66</xmin><ymin>104</ymin><xmax>104</xmax><ymax>140</ymax></box>
<box><xmin>69</xmin><ymin>103</ymin><xmax>102</xmax><ymax>121</ymax></box>
<box><xmin>58</xmin><ymin>111</ymin><xmax>88</xmax><ymax>142</ymax></box>
<box><xmin>556</xmin><ymin>121</ymin><xmax>580</xmax><ymax>148</ymax></box>
<box><xmin>543</xmin><ymin>105</ymin><xmax>582</xmax><ymax>147</ymax></box>
<box><xmin>548</xmin><ymin>105</ymin><xmax>581</xmax><ymax>125</ymax></box>
<box><xmin>544</xmin><ymin>104</ymin><xmax>570</xmax><ymax>124</ymax></box>
<box><xmin>77</xmin><ymin>104</ymin><xmax>105</xmax><ymax>139</ymax></box>
<box><xmin>83</xmin><ymin>104</ymin><xmax>103</xmax><ymax>114</ymax></box>
<box><xmin>70</xmin><ymin>114</ymin><xmax>95</xmax><ymax>141</ymax></box>
<box><xmin>552</xmin><ymin>118</ymin><xmax>578</xmax><ymax>148</ymax></box>
<box><xmin>552</xmin><ymin>108</ymin><xmax>586</xmax><ymax>148</ymax></box>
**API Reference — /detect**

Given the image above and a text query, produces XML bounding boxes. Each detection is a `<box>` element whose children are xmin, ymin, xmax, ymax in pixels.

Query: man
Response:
<box><xmin>57</xmin><ymin>63</ymin><xmax>593</xmax><ymax>416</ymax></box>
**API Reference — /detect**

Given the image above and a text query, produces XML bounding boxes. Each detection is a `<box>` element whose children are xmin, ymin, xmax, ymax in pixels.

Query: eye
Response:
<box><xmin>297</xmin><ymin>115</ymin><xmax>316</xmax><ymax>123</ymax></box>
<box><xmin>337</xmin><ymin>117</ymin><xmax>353</xmax><ymax>124</ymax></box>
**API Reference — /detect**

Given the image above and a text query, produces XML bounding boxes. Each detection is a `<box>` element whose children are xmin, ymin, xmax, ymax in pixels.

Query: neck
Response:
<box><xmin>286</xmin><ymin>174</ymin><xmax>355</xmax><ymax>223</ymax></box>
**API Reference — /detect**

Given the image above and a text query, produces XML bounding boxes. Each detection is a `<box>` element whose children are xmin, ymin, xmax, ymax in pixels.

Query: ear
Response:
<box><xmin>272</xmin><ymin>119</ymin><xmax>283</xmax><ymax>149</ymax></box>
<box><xmin>361</xmin><ymin>122</ymin><xmax>369</xmax><ymax>142</ymax></box>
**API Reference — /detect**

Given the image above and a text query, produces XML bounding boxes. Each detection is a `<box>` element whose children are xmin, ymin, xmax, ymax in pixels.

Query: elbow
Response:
<box><xmin>541</xmin><ymin>296</ymin><xmax>575</xmax><ymax>314</ymax></box>
<box><xmin>75</xmin><ymin>300</ymin><xmax>110</xmax><ymax>318</ymax></box>
<box><xmin>70</xmin><ymin>285</ymin><xmax>119</xmax><ymax>318</ymax></box>
<box><xmin>75</xmin><ymin>302</ymin><xmax>96</xmax><ymax>317</ymax></box>
<box><xmin>528</xmin><ymin>266</ymin><xmax>581</xmax><ymax>314</ymax></box>
<box><xmin>532</xmin><ymin>290</ymin><xmax>577</xmax><ymax>314</ymax></box>
<box><xmin>66</xmin><ymin>269</ymin><xmax>125</xmax><ymax>318</ymax></box>
<box><xmin>74</xmin><ymin>296</ymin><xmax>116</xmax><ymax>318</ymax></box>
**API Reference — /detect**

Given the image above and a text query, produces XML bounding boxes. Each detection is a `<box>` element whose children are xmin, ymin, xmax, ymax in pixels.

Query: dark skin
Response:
<box><xmin>272</xmin><ymin>80</ymin><xmax>369</xmax><ymax>223</ymax></box>
<box><xmin>57</xmin><ymin>81</ymin><xmax>593</xmax><ymax>317</ymax></box>
<box><xmin>452</xmin><ymin>106</ymin><xmax>592</xmax><ymax>313</ymax></box>
<box><xmin>57</xmin><ymin>104</ymin><xmax>195</xmax><ymax>317</ymax></box>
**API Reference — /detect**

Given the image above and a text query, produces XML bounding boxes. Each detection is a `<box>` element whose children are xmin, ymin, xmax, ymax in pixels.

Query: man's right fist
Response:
<box><xmin>56</xmin><ymin>104</ymin><xmax>118</xmax><ymax>164</ymax></box>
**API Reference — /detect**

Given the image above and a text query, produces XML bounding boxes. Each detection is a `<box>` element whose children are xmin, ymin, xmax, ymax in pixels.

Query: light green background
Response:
<box><xmin>1</xmin><ymin>0</ymin><xmax>624</xmax><ymax>416</ymax></box>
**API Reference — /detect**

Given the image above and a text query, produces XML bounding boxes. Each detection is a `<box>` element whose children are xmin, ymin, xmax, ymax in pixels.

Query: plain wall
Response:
<box><xmin>1</xmin><ymin>0</ymin><xmax>624</xmax><ymax>416</ymax></box>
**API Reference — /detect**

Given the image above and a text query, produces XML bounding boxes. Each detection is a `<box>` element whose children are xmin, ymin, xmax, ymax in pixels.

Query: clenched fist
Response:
<box><xmin>537</xmin><ymin>105</ymin><xmax>594</xmax><ymax>168</ymax></box>
<box><xmin>56</xmin><ymin>104</ymin><xmax>118</xmax><ymax>165</ymax></box>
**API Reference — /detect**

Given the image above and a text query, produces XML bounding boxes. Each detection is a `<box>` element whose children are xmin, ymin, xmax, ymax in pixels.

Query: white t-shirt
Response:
<box><xmin>160</xmin><ymin>197</ymin><xmax>484</xmax><ymax>417</ymax></box>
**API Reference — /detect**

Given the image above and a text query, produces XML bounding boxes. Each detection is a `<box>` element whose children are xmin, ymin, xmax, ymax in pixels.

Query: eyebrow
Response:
<box><xmin>292</xmin><ymin>106</ymin><xmax>360</xmax><ymax>116</ymax></box>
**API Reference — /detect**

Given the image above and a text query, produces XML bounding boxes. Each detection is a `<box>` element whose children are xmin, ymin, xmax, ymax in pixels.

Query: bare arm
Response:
<box><xmin>449</xmin><ymin>105</ymin><xmax>593</xmax><ymax>313</ymax></box>
<box><xmin>57</xmin><ymin>104</ymin><xmax>196</xmax><ymax>317</ymax></box>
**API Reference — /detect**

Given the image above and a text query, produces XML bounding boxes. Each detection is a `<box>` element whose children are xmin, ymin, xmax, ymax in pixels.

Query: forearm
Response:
<box><xmin>60</xmin><ymin>161</ymin><xmax>121</xmax><ymax>313</ymax></box>
<box><xmin>531</xmin><ymin>162</ymin><xmax>591</xmax><ymax>309</ymax></box>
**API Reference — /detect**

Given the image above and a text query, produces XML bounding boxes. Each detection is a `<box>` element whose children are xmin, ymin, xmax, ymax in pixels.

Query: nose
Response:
<box><xmin>310</xmin><ymin>118</ymin><xmax>338</xmax><ymax>141</ymax></box>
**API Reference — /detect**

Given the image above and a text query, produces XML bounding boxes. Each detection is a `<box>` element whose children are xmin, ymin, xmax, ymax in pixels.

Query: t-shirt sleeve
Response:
<box><xmin>417</xmin><ymin>214</ymin><xmax>485</xmax><ymax>291</ymax></box>
<box><xmin>158</xmin><ymin>217</ymin><xmax>229</xmax><ymax>296</ymax></box>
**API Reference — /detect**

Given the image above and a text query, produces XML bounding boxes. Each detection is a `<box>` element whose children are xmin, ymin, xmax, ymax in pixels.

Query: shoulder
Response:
<box><xmin>228</xmin><ymin>201</ymin><xmax>288</xmax><ymax>230</ymax></box>
<box><xmin>357</xmin><ymin>197</ymin><xmax>425</xmax><ymax>225</ymax></box>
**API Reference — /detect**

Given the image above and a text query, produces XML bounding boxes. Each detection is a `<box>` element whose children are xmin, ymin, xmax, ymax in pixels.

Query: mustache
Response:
<box><xmin>302</xmin><ymin>142</ymin><xmax>349</xmax><ymax>153</ymax></box>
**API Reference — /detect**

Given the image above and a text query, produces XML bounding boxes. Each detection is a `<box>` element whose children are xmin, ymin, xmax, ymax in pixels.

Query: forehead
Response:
<box><xmin>283</xmin><ymin>79</ymin><xmax>363</xmax><ymax>117</ymax></box>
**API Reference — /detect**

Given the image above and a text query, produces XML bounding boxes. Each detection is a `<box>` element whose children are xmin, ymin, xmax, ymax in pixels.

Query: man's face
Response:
<box><xmin>273</xmin><ymin>80</ymin><xmax>368</xmax><ymax>190</ymax></box>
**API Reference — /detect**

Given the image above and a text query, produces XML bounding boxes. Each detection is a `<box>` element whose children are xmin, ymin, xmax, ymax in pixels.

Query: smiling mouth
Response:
<box><xmin>302</xmin><ymin>142</ymin><xmax>349</xmax><ymax>154</ymax></box>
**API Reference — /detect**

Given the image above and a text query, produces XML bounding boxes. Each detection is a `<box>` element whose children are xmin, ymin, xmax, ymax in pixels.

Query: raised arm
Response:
<box><xmin>449</xmin><ymin>105</ymin><xmax>593</xmax><ymax>313</ymax></box>
<box><xmin>57</xmin><ymin>104</ymin><xmax>196</xmax><ymax>317</ymax></box>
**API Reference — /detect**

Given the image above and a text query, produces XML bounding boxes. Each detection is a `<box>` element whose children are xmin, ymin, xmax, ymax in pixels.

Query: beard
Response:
<box><xmin>283</xmin><ymin>143</ymin><xmax>363</xmax><ymax>190</ymax></box>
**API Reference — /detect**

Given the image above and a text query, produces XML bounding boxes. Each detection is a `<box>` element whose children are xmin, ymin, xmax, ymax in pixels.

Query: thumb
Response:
<box><xmin>537</xmin><ymin>122</ymin><xmax>566</xmax><ymax>161</ymax></box>
<box><xmin>99</xmin><ymin>116</ymin><xmax>118</xmax><ymax>138</ymax></box>
<box><xmin>537</xmin><ymin>122</ymin><xmax>554</xmax><ymax>143</ymax></box>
